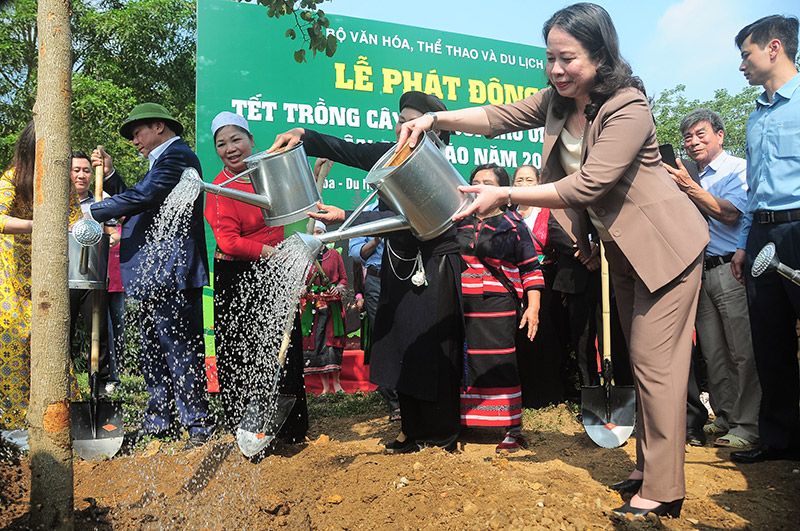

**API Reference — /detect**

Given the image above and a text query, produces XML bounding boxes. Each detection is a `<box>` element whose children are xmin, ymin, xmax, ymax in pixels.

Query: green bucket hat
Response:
<box><xmin>119</xmin><ymin>102</ymin><xmax>184</xmax><ymax>140</ymax></box>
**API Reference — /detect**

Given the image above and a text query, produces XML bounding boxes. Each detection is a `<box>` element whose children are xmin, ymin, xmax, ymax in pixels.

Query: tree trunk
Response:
<box><xmin>28</xmin><ymin>0</ymin><xmax>74</xmax><ymax>529</ymax></box>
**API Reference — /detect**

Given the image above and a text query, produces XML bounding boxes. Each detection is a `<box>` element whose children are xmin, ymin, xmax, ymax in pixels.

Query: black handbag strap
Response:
<box><xmin>476</xmin><ymin>255</ymin><xmax>520</xmax><ymax>301</ymax></box>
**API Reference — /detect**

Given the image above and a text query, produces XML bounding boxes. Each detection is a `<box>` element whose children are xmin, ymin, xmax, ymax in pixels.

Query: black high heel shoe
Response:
<box><xmin>612</xmin><ymin>498</ymin><xmax>684</xmax><ymax>518</ymax></box>
<box><xmin>609</xmin><ymin>478</ymin><xmax>643</xmax><ymax>494</ymax></box>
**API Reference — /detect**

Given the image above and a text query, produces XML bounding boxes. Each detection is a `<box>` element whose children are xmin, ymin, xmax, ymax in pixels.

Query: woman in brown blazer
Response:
<box><xmin>398</xmin><ymin>2</ymin><xmax>708</xmax><ymax>518</ymax></box>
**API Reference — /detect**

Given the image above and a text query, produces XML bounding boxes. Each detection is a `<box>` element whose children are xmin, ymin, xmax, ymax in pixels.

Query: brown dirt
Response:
<box><xmin>2</xmin><ymin>404</ymin><xmax>799</xmax><ymax>530</ymax></box>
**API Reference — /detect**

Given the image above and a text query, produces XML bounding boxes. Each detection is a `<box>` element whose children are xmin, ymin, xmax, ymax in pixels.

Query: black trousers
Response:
<box><xmin>213</xmin><ymin>258</ymin><xmax>308</xmax><ymax>440</ymax></box>
<box><xmin>399</xmin><ymin>352</ymin><xmax>461</xmax><ymax>447</ymax></box>
<box><xmin>517</xmin><ymin>284</ymin><xmax>564</xmax><ymax>407</ymax></box>
<box><xmin>686</xmin><ymin>344</ymin><xmax>708</xmax><ymax>435</ymax></box>
<box><xmin>561</xmin><ymin>273</ymin><xmax>633</xmax><ymax>390</ymax></box>
<box><xmin>139</xmin><ymin>287</ymin><xmax>212</xmax><ymax>436</ymax></box>
<box><xmin>745</xmin><ymin>220</ymin><xmax>800</xmax><ymax>451</ymax></box>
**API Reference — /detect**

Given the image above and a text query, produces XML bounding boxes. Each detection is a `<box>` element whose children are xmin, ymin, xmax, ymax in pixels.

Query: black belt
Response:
<box><xmin>704</xmin><ymin>253</ymin><xmax>734</xmax><ymax>271</ymax></box>
<box><xmin>755</xmin><ymin>208</ymin><xmax>800</xmax><ymax>224</ymax></box>
<box><xmin>366</xmin><ymin>266</ymin><xmax>381</xmax><ymax>277</ymax></box>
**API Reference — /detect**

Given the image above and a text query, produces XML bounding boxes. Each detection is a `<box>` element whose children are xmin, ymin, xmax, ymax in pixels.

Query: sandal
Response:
<box><xmin>714</xmin><ymin>434</ymin><xmax>755</xmax><ymax>449</ymax></box>
<box><xmin>703</xmin><ymin>422</ymin><xmax>727</xmax><ymax>436</ymax></box>
<box><xmin>495</xmin><ymin>433</ymin><xmax>528</xmax><ymax>453</ymax></box>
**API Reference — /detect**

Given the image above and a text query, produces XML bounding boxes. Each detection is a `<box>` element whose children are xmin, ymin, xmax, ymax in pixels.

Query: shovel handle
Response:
<box><xmin>600</xmin><ymin>242</ymin><xmax>611</xmax><ymax>362</ymax></box>
<box><xmin>90</xmin><ymin>291</ymin><xmax>101</xmax><ymax>374</ymax></box>
<box><xmin>385</xmin><ymin>139</ymin><xmax>414</xmax><ymax>167</ymax></box>
<box><xmin>276</xmin><ymin>308</ymin><xmax>295</xmax><ymax>366</ymax></box>
<box><xmin>95</xmin><ymin>145</ymin><xmax>105</xmax><ymax>199</ymax></box>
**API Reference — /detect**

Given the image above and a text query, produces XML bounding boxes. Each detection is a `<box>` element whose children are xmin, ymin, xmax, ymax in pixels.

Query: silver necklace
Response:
<box><xmin>386</xmin><ymin>240</ymin><xmax>427</xmax><ymax>286</ymax></box>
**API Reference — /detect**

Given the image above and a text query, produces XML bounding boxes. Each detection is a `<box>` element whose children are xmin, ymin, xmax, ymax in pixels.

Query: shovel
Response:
<box><xmin>581</xmin><ymin>242</ymin><xmax>636</xmax><ymax>448</ymax></box>
<box><xmin>237</xmin><ymin>160</ymin><xmax>332</xmax><ymax>458</ymax></box>
<box><xmin>236</xmin><ymin>309</ymin><xmax>298</xmax><ymax>458</ymax></box>
<box><xmin>72</xmin><ymin>155</ymin><xmax>125</xmax><ymax>459</ymax></box>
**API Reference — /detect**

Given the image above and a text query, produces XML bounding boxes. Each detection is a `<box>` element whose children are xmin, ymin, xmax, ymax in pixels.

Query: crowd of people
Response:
<box><xmin>1</xmin><ymin>1</ymin><xmax>798</xmax><ymax>520</ymax></box>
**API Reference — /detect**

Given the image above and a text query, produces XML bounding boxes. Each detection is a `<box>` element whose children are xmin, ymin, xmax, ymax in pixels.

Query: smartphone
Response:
<box><xmin>659</xmin><ymin>143</ymin><xmax>677</xmax><ymax>168</ymax></box>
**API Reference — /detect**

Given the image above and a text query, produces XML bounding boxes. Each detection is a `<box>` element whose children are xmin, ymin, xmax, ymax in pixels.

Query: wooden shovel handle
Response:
<box><xmin>94</xmin><ymin>145</ymin><xmax>105</xmax><ymax>199</ymax></box>
<box><xmin>90</xmin><ymin>291</ymin><xmax>102</xmax><ymax>374</ymax></box>
<box><xmin>600</xmin><ymin>242</ymin><xmax>611</xmax><ymax>362</ymax></box>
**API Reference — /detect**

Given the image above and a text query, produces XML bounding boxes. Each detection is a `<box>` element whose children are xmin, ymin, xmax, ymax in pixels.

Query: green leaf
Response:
<box><xmin>325</xmin><ymin>34</ymin><xmax>337</xmax><ymax>57</ymax></box>
<box><xmin>294</xmin><ymin>48</ymin><xmax>307</xmax><ymax>63</ymax></box>
<box><xmin>285</xmin><ymin>28</ymin><xmax>296</xmax><ymax>39</ymax></box>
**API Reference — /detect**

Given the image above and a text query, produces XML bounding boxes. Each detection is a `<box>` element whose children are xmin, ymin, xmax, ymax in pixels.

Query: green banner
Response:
<box><xmin>197</xmin><ymin>1</ymin><xmax>547</xmax><ymax>204</ymax></box>
<box><xmin>196</xmin><ymin>0</ymin><xmax>548</xmax><ymax>356</ymax></box>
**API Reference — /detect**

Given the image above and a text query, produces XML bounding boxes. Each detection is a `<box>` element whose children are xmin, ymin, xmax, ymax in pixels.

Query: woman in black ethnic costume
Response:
<box><xmin>269</xmin><ymin>91</ymin><xmax>462</xmax><ymax>452</ymax></box>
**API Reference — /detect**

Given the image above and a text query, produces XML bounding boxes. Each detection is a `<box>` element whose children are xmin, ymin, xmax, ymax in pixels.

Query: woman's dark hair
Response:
<box><xmin>513</xmin><ymin>164</ymin><xmax>541</xmax><ymax>180</ymax></box>
<box><xmin>9</xmin><ymin>121</ymin><xmax>36</xmax><ymax>219</ymax></box>
<box><xmin>470</xmin><ymin>163</ymin><xmax>509</xmax><ymax>187</ymax></box>
<box><xmin>542</xmin><ymin>3</ymin><xmax>645</xmax><ymax>120</ymax></box>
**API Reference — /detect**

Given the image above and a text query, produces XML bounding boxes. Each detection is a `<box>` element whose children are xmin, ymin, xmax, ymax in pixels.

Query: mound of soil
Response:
<box><xmin>2</xmin><ymin>404</ymin><xmax>799</xmax><ymax>529</ymax></box>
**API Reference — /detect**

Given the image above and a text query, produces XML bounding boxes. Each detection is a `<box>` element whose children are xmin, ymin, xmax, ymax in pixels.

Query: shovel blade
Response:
<box><xmin>581</xmin><ymin>385</ymin><xmax>636</xmax><ymax>449</ymax></box>
<box><xmin>236</xmin><ymin>394</ymin><xmax>296</xmax><ymax>458</ymax></box>
<box><xmin>71</xmin><ymin>400</ymin><xmax>125</xmax><ymax>460</ymax></box>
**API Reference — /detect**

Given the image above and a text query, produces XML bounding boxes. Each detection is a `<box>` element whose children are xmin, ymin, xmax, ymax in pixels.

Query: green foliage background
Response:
<box><xmin>0</xmin><ymin>0</ymin><xmax>197</xmax><ymax>183</ymax></box>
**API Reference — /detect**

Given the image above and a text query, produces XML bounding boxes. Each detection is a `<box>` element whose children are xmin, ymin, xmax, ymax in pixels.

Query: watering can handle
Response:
<box><xmin>79</xmin><ymin>246</ymin><xmax>90</xmax><ymax>275</ymax></box>
<box><xmin>217</xmin><ymin>166</ymin><xmax>258</xmax><ymax>188</ymax></box>
<box><xmin>427</xmin><ymin>130</ymin><xmax>446</xmax><ymax>151</ymax></box>
<box><xmin>338</xmin><ymin>188</ymin><xmax>380</xmax><ymax>232</ymax></box>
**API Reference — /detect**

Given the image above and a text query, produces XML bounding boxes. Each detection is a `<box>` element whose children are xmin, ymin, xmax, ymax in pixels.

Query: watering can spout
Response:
<box><xmin>181</xmin><ymin>167</ymin><xmax>273</xmax><ymax>211</ymax></box>
<box><xmin>292</xmin><ymin>215</ymin><xmax>412</xmax><ymax>261</ymax></box>
<box><xmin>295</xmin><ymin>232</ymin><xmax>324</xmax><ymax>259</ymax></box>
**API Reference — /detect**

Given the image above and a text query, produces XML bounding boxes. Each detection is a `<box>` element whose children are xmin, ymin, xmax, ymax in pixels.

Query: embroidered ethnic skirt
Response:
<box><xmin>460</xmin><ymin>293</ymin><xmax>522</xmax><ymax>428</ymax></box>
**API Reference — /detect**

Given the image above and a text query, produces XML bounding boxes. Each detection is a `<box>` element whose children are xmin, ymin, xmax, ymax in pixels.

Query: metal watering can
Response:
<box><xmin>295</xmin><ymin>132</ymin><xmax>473</xmax><ymax>258</ymax></box>
<box><xmin>185</xmin><ymin>142</ymin><xmax>321</xmax><ymax>227</ymax></box>
<box><xmin>69</xmin><ymin>218</ymin><xmax>109</xmax><ymax>290</ymax></box>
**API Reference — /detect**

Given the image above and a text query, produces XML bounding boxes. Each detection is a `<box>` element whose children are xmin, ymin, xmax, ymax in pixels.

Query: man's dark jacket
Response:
<box><xmin>90</xmin><ymin>138</ymin><xmax>209</xmax><ymax>297</ymax></box>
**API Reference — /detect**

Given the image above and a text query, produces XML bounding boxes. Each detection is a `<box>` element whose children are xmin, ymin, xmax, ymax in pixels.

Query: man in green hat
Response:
<box><xmin>89</xmin><ymin>102</ymin><xmax>214</xmax><ymax>449</ymax></box>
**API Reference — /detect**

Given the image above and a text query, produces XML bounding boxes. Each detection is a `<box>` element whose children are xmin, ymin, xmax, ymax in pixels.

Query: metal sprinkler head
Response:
<box><xmin>294</xmin><ymin>232</ymin><xmax>324</xmax><ymax>260</ymax></box>
<box><xmin>751</xmin><ymin>242</ymin><xmax>778</xmax><ymax>278</ymax></box>
<box><xmin>71</xmin><ymin>218</ymin><xmax>104</xmax><ymax>246</ymax></box>
<box><xmin>181</xmin><ymin>166</ymin><xmax>203</xmax><ymax>184</ymax></box>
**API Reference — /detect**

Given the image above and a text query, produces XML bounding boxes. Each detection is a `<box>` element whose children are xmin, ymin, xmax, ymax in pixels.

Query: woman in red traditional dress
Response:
<box><xmin>301</xmin><ymin>221</ymin><xmax>348</xmax><ymax>394</ymax></box>
<box><xmin>204</xmin><ymin>111</ymin><xmax>307</xmax><ymax>441</ymax></box>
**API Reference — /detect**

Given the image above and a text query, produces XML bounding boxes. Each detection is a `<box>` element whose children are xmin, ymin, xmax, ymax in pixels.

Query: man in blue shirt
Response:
<box><xmin>729</xmin><ymin>15</ymin><xmax>800</xmax><ymax>463</ymax></box>
<box><xmin>665</xmin><ymin>110</ymin><xmax>760</xmax><ymax>450</ymax></box>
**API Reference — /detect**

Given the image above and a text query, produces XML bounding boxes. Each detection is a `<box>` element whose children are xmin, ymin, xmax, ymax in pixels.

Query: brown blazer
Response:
<box><xmin>484</xmin><ymin>87</ymin><xmax>709</xmax><ymax>293</ymax></box>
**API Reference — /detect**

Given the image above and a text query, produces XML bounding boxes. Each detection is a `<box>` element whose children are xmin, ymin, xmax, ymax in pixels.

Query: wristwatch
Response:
<box><xmin>426</xmin><ymin>112</ymin><xmax>439</xmax><ymax>129</ymax></box>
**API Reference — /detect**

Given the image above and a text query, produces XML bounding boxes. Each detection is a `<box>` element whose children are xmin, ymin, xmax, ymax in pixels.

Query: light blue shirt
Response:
<box><xmin>699</xmin><ymin>151</ymin><xmax>747</xmax><ymax>256</ymax></box>
<box><xmin>738</xmin><ymin>71</ymin><xmax>800</xmax><ymax>249</ymax></box>
<box><xmin>348</xmin><ymin>202</ymin><xmax>384</xmax><ymax>269</ymax></box>
<box><xmin>148</xmin><ymin>136</ymin><xmax>181</xmax><ymax>170</ymax></box>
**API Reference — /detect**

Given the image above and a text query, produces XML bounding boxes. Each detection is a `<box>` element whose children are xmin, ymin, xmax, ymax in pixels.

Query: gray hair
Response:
<box><xmin>680</xmin><ymin>109</ymin><xmax>725</xmax><ymax>136</ymax></box>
